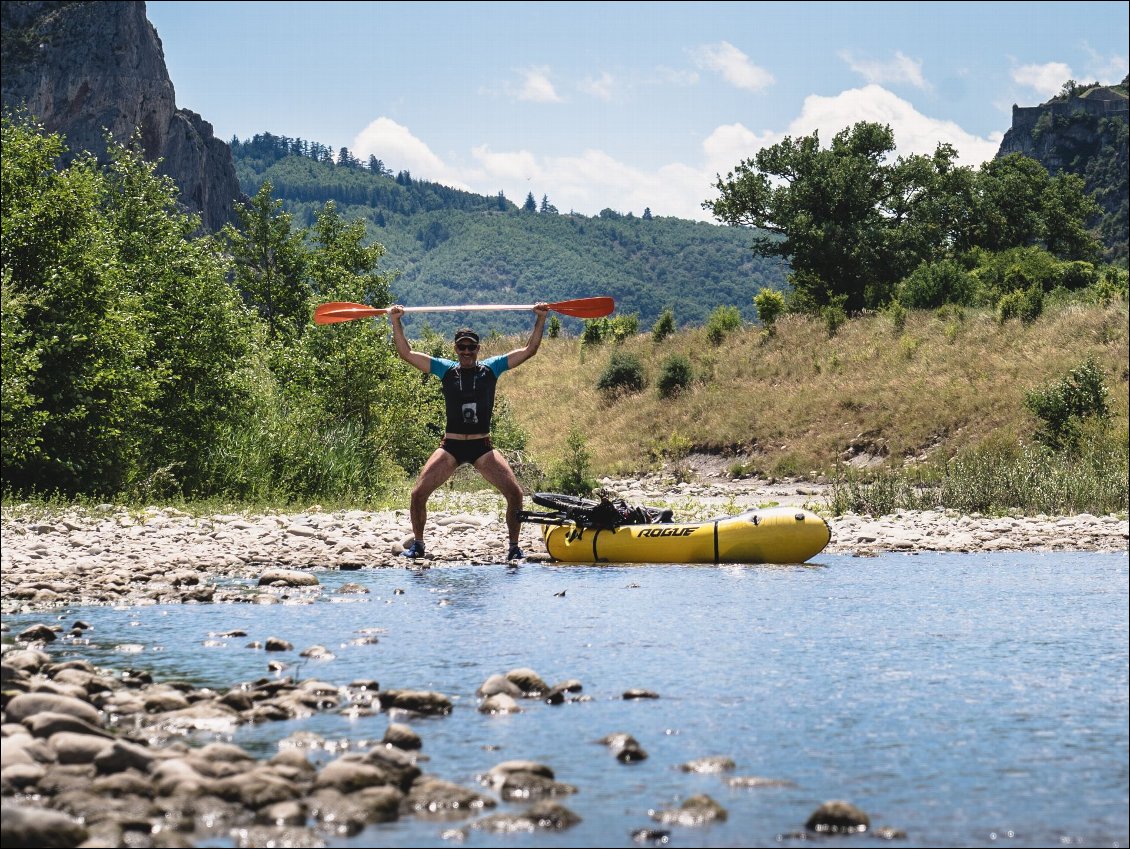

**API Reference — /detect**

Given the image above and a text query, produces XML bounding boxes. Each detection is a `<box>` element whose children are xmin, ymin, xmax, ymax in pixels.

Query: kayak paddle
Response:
<box><xmin>313</xmin><ymin>296</ymin><xmax>615</xmax><ymax>325</ymax></box>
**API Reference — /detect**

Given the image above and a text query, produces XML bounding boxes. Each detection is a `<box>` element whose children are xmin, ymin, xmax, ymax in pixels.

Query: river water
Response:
<box><xmin>4</xmin><ymin>551</ymin><xmax>1128</xmax><ymax>848</ymax></box>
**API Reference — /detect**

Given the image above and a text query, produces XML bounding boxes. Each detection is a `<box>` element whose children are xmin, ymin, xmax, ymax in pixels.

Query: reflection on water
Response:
<box><xmin>5</xmin><ymin>551</ymin><xmax>1128</xmax><ymax>848</ymax></box>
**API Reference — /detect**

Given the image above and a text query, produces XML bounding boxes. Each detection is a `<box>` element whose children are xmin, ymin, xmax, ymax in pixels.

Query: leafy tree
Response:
<box><xmin>1</xmin><ymin>113</ymin><xmax>252</xmax><ymax>495</ymax></box>
<box><xmin>968</xmin><ymin>155</ymin><xmax>1100</xmax><ymax>261</ymax></box>
<box><xmin>523</xmin><ymin>192</ymin><xmax>537</xmax><ymax>213</ymax></box>
<box><xmin>705</xmin><ymin>121</ymin><xmax>1102</xmax><ymax>313</ymax></box>
<box><xmin>539</xmin><ymin>194</ymin><xmax>558</xmax><ymax>214</ymax></box>
<box><xmin>2</xmin><ymin>115</ymin><xmax>157</xmax><ymax>493</ymax></box>
<box><xmin>222</xmin><ymin>181</ymin><xmax>309</xmax><ymax>340</ymax></box>
<box><xmin>642</xmin><ymin>207</ymin><xmax>653</xmax><ymax>221</ymax></box>
<box><xmin>100</xmin><ymin>136</ymin><xmax>253</xmax><ymax>494</ymax></box>
<box><xmin>706</xmin><ymin>122</ymin><xmax>926</xmax><ymax>312</ymax></box>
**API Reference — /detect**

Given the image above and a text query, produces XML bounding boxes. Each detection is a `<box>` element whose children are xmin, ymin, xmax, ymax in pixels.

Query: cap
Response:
<box><xmin>453</xmin><ymin>328</ymin><xmax>479</xmax><ymax>344</ymax></box>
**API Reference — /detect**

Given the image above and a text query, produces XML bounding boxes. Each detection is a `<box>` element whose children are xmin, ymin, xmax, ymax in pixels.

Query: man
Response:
<box><xmin>389</xmin><ymin>302</ymin><xmax>549</xmax><ymax>561</ymax></box>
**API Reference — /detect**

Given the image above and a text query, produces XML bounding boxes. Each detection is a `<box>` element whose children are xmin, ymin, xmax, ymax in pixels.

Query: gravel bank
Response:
<box><xmin>2</xmin><ymin>475</ymin><xmax>1126</xmax><ymax>615</ymax></box>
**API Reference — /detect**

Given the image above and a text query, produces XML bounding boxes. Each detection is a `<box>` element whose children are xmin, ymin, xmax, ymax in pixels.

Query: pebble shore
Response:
<box><xmin>2</xmin><ymin>476</ymin><xmax>1127</xmax><ymax>614</ymax></box>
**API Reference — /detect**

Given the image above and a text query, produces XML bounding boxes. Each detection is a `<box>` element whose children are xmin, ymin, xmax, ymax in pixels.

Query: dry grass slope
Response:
<box><xmin>488</xmin><ymin>302</ymin><xmax>1129</xmax><ymax>479</ymax></box>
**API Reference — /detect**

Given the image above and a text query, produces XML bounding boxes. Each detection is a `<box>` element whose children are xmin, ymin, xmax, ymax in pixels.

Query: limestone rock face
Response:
<box><xmin>1</xmin><ymin>0</ymin><xmax>241</xmax><ymax>231</ymax></box>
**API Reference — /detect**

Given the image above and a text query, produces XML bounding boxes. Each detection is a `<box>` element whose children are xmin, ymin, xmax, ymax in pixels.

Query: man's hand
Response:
<box><xmin>533</xmin><ymin>302</ymin><xmax>549</xmax><ymax>316</ymax></box>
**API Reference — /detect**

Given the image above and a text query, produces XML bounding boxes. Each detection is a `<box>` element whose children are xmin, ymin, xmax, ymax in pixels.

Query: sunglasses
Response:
<box><xmin>455</xmin><ymin>342</ymin><xmax>479</xmax><ymax>352</ymax></box>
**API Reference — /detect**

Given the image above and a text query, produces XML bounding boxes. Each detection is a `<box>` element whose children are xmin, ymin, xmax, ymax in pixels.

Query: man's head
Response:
<box><xmin>453</xmin><ymin>328</ymin><xmax>480</xmax><ymax>359</ymax></box>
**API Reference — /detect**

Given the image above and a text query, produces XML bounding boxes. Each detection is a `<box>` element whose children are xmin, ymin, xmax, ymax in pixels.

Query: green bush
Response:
<box><xmin>884</xmin><ymin>299</ymin><xmax>908</xmax><ymax>333</ymax></box>
<box><xmin>597</xmin><ymin>351</ymin><xmax>646</xmax><ymax>395</ymax></box>
<box><xmin>753</xmin><ymin>287</ymin><xmax>786</xmax><ymax>327</ymax></box>
<box><xmin>821</xmin><ymin>300</ymin><xmax>847</xmax><ymax>337</ymax></box>
<box><xmin>1024</xmin><ymin>357</ymin><xmax>1111</xmax><ymax>451</ymax></box>
<box><xmin>705</xmin><ymin>305</ymin><xmax>743</xmax><ymax>345</ymax></box>
<box><xmin>651</xmin><ymin>307</ymin><xmax>676</xmax><ymax>342</ymax></box>
<box><xmin>582</xmin><ymin>313</ymin><xmax>639</xmax><ymax>345</ymax></box>
<box><xmin>972</xmin><ymin>246</ymin><xmax>1061</xmax><ymax>304</ymax></box>
<box><xmin>656</xmin><ymin>354</ymin><xmax>694</xmax><ymax>398</ymax></box>
<box><xmin>997</xmin><ymin>284</ymin><xmax>1044</xmax><ymax>324</ymax></box>
<box><xmin>1059</xmin><ymin>260</ymin><xmax>1098</xmax><ymax>291</ymax></box>
<box><xmin>897</xmin><ymin>259</ymin><xmax>977</xmax><ymax>308</ymax></box>
<box><xmin>543</xmin><ymin>426</ymin><xmax>597</xmax><ymax>496</ymax></box>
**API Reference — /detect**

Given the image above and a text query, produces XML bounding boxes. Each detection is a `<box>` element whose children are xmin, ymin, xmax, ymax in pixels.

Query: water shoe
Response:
<box><xmin>400</xmin><ymin>540</ymin><xmax>426</xmax><ymax>559</ymax></box>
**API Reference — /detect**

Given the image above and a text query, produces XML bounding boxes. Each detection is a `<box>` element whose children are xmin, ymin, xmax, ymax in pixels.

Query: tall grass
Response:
<box><xmin>828</xmin><ymin>426</ymin><xmax>1129</xmax><ymax>516</ymax></box>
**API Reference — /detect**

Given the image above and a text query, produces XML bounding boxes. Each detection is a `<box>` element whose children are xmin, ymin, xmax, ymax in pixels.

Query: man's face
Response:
<box><xmin>455</xmin><ymin>339</ymin><xmax>479</xmax><ymax>364</ymax></box>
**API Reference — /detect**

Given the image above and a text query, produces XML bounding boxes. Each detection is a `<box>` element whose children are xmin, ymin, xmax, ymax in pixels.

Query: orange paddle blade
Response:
<box><xmin>313</xmin><ymin>302</ymin><xmax>386</xmax><ymax>324</ymax></box>
<box><xmin>545</xmin><ymin>296</ymin><xmax>616</xmax><ymax>318</ymax></box>
<box><xmin>313</xmin><ymin>296</ymin><xmax>615</xmax><ymax>325</ymax></box>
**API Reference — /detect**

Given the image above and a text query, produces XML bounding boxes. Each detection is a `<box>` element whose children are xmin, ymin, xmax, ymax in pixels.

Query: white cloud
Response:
<box><xmin>516</xmin><ymin>67</ymin><xmax>562</xmax><ymax>103</ymax></box>
<box><xmin>351</xmin><ymin>84</ymin><xmax>1002</xmax><ymax>226</ymax></box>
<box><xmin>691</xmin><ymin>41</ymin><xmax>774</xmax><ymax>92</ymax></box>
<box><xmin>351</xmin><ymin>117</ymin><xmax>471</xmax><ymax>189</ymax></box>
<box><xmin>1011</xmin><ymin>62</ymin><xmax>1072</xmax><ymax>97</ymax></box>
<box><xmin>840</xmin><ymin>49</ymin><xmax>929</xmax><ymax>90</ymax></box>
<box><xmin>788</xmin><ymin>85</ymin><xmax>1001</xmax><ymax>167</ymax></box>
<box><xmin>580</xmin><ymin>71</ymin><xmax>616</xmax><ymax>101</ymax></box>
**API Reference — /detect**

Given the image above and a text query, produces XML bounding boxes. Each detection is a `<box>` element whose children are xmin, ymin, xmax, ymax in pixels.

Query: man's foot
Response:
<box><xmin>400</xmin><ymin>540</ymin><xmax>426</xmax><ymax>559</ymax></box>
<box><xmin>507</xmin><ymin>544</ymin><xmax>524</xmax><ymax>561</ymax></box>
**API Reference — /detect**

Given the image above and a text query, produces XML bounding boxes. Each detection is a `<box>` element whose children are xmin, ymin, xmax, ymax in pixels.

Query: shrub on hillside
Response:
<box><xmin>582</xmin><ymin>313</ymin><xmax>639</xmax><ymax>345</ymax></box>
<box><xmin>651</xmin><ymin>308</ymin><xmax>676</xmax><ymax>342</ymax></box>
<box><xmin>754</xmin><ymin>287</ymin><xmax>786</xmax><ymax>327</ymax></box>
<box><xmin>706</xmin><ymin>305</ymin><xmax>743</xmax><ymax>345</ymax></box>
<box><xmin>897</xmin><ymin>259</ymin><xmax>977</xmax><ymax>308</ymax></box>
<box><xmin>543</xmin><ymin>426</ymin><xmax>597</xmax><ymax>496</ymax></box>
<box><xmin>656</xmin><ymin>354</ymin><xmax>694</xmax><ymax>398</ymax></box>
<box><xmin>597</xmin><ymin>351</ymin><xmax>646</xmax><ymax>395</ymax></box>
<box><xmin>997</xmin><ymin>285</ymin><xmax>1044</xmax><ymax>324</ymax></box>
<box><xmin>1024</xmin><ymin>357</ymin><xmax>1111</xmax><ymax>451</ymax></box>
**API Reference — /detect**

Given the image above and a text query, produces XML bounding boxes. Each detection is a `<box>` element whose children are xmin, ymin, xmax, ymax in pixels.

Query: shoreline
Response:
<box><xmin>2</xmin><ymin>476</ymin><xmax>1126</xmax><ymax>615</ymax></box>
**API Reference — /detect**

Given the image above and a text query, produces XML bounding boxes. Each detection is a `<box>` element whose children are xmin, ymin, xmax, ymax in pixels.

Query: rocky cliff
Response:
<box><xmin>996</xmin><ymin>81</ymin><xmax>1129</xmax><ymax>262</ymax></box>
<box><xmin>0</xmin><ymin>0</ymin><xmax>240</xmax><ymax>232</ymax></box>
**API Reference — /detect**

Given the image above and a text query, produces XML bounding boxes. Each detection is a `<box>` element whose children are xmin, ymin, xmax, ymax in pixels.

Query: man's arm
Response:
<box><xmin>389</xmin><ymin>305</ymin><xmax>432</xmax><ymax>374</ymax></box>
<box><xmin>504</xmin><ymin>303</ymin><xmax>549</xmax><ymax>369</ymax></box>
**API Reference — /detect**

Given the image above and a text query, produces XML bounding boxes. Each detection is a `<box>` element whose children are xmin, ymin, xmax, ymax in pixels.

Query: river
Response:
<box><xmin>3</xmin><ymin>550</ymin><xmax>1127</xmax><ymax>848</ymax></box>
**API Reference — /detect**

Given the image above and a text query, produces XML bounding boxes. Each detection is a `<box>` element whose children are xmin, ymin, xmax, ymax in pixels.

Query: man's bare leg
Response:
<box><xmin>408</xmin><ymin>448</ymin><xmax>459</xmax><ymax>544</ymax></box>
<box><xmin>474</xmin><ymin>449</ymin><xmax>525</xmax><ymax>550</ymax></box>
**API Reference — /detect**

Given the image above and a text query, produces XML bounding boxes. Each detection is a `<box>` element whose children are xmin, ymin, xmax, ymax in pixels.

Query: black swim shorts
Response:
<box><xmin>441</xmin><ymin>436</ymin><xmax>494</xmax><ymax>466</ymax></box>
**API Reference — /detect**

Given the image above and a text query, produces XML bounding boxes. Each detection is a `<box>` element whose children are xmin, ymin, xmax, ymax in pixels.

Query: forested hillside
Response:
<box><xmin>230</xmin><ymin>133</ymin><xmax>789</xmax><ymax>334</ymax></box>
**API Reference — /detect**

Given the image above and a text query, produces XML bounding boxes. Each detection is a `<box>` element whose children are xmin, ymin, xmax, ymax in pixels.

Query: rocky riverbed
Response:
<box><xmin>1</xmin><ymin>476</ymin><xmax>1126</xmax><ymax>847</ymax></box>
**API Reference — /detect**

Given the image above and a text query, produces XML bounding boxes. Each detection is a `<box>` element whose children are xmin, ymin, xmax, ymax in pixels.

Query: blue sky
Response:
<box><xmin>146</xmin><ymin>1</ymin><xmax>1128</xmax><ymax>222</ymax></box>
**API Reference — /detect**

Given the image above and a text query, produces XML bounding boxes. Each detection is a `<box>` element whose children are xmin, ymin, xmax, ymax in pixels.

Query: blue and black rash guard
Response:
<box><xmin>428</xmin><ymin>355</ymin><xmax>509</xmax><ymax>434</ymax></box>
